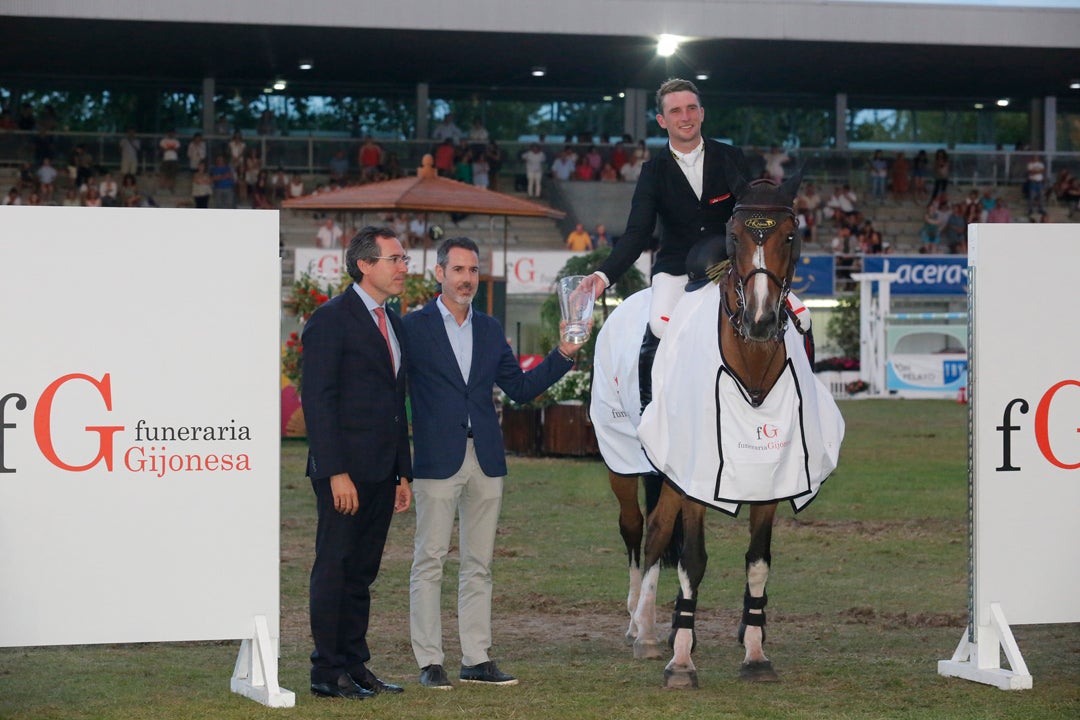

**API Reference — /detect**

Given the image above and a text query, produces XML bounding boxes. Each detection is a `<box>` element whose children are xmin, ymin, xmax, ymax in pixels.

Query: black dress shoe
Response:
<box><xmin>419</xmin><ymin>664</ymin><xmax>453</xmax><ymax>690</ymax></box>
<box><xmin>459</xmin><ymin>660</ymin><xmax>518</xmax><ymax>685</ymax></box>
<box><xmin>310</xmin><ymin>673</ymin><xmax>375</xmax><ymax>700</ymax></box>
<box><xmin>352</xmin><ymin>666</ymin><xmax>405</xmax><ymax>694</ymax></box>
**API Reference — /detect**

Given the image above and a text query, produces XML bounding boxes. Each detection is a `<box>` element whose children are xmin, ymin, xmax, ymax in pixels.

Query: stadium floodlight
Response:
<box><xmin>657</xmin><ymin>34</ymin><xmax>680</xmax><ymax>57</ymax></box>
<box><xmin>995</xmin><ymin>98</ymin><xmax>1009</xmax><ymax>107</ymax></box>
<box><xmin>299</xmin><ymin>59</ymin><xmax>314</xmax><ymax>71</ymax></box>
<box><xmin>695</xmin><ymin>70</ymin><xmax>710</xmax><ymax>81</ymax></box>
<box><xmin>1071</xmin><ymin>80</ymin><xmax>1080</xmax><ymax>90</ymax></box>
<box><xmin>273</xmin><ymin>78</ymin><xmax>287</xmax><ymax>91</ymax></box>
<box><xmin>531</xmin><ymin>66</ymin><xmax>546</xmax><ymax>77</ymax></box>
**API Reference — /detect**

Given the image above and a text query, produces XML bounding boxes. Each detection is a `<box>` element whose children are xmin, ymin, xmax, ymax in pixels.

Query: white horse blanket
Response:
<box><xmin>590</xmin><ymin>288</ymin><xmax>654</xmax><ymax>475</ymax></box>
<box><xmin>638</xmin><ymin>283</ymin><xmax>844</xmax><ymax>516</ymax></box>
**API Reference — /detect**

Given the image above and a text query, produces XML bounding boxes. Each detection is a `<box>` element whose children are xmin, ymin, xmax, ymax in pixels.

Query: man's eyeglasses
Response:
<box><xmin>369</xmin><ymin>255</ymin><xmax>412</xmax><ymax>267</ymax></box>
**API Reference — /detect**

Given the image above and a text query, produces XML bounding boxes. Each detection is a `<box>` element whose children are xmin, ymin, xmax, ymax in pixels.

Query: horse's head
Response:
<box><xmin>723</xmin><ymin>172</ymin><xmax>802</xmax><ymax>343</ymax></box>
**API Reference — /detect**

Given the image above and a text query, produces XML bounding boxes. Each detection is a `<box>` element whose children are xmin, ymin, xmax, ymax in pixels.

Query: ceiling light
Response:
<box><xmin>657</xmin><ymin>34</ymin><xmax>680</xmax><ymax>57</ymax></box>
<box><xmin>996</xmin><ymin>98</ymin><xmax>1010</xmax><ymax>107</ymax></box>
<box><xmin>1071</xmin><ymin>80</ymin><xmax>1080</xmax><ymax>90</ymax></box>
<box><xmin>273</xmin><ymin>79</ymin><xmax>287</xmax><ymax>91</ymax></box>
<box><xmin>695</xmin><ymin>71</ymin><xmax>710</xmax><ymax>81</ymax></box>
<box><xmin>531</xmin><ymin>66</ymin><xmax>546</xmax><ymax>77</ymax></box>
<box><xmin>298</xmin><ymin>59</ymin><xmax>313</xmax><ymax>71</ymax></box>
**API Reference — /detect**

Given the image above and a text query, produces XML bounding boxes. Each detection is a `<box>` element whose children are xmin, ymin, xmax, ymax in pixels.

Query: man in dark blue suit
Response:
<box><xmin>402</xmin><ymin>237</ymin><xmax>583</xmax><ymax>690</ymax></box>
<box><xmin>302</xmin><ymin>225</ymin><xmax>413</xmax><ymax>700</ymax></box>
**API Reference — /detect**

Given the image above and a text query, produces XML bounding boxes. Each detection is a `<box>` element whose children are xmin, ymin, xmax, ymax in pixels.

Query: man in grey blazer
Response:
<box><xmin>402</xmin><ymin>236</ymin><xmax>583</xmax><ymax>689</ymax></box>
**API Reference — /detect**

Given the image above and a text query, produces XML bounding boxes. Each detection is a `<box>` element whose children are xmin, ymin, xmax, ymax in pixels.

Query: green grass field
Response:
<box><xmin>1</xmin><ymin>400</ymin><xmax>1077</xmax><ymax>719</ymax></box>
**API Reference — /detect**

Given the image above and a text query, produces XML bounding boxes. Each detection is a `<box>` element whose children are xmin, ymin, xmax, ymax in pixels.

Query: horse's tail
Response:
<box><xmin>642</xmin><ymin>473</ymin><xmax>683</xmax><ymax>568</ymax></box>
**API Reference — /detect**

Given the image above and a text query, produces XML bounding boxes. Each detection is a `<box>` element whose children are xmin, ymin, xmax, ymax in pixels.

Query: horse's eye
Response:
<box><xmin>786</xmin><ymin>234</ymin><xmax>795</xmax><ymax>244</ymax></box>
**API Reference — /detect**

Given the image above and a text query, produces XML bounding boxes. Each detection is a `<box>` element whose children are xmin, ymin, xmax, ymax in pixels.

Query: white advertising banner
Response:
<box><xmin>968</xmin><ymin>223</ymin><xmax>1080</xmax><ymax>627</ymax></box>
<box><xmin>940</xmin><ymin>223</ymin><xmax>1080</xmax><ymax>690</ymax></box>
<box><xmin>0</xmin><ymin>207</ymin><xmax>282</xmax><ymax>650</ymax></box>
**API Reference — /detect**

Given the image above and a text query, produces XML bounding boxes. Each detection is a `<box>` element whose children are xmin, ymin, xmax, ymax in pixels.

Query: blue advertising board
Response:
<box><xmin>791</xmin><ymin>255</ymin><xmax>835</xmax><ymax>296</ymax></box>
<box><xmin>861</xmin><ymin>255</ymin><xmax>967</xmax><ymax>295</ymax></box>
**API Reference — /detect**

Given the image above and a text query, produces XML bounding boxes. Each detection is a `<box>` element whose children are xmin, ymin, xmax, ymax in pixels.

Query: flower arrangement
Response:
<box><xmin>845</xmin><ymin>379</ymin><xmax>869</xmax><ymax>395</ymax></box>
<box><xmin>547</xmin><ymin>369</ymin><xmax>591</xmax><ymax>404</ymax></box>
<box><xmin>815</xmin><ymin>356</ymin><xmax>860</xmax><ymax>372</ymax></box>
<box><xmin>286</xmin><ymin>271</ymin><xmax>336</xmax><ymax>321</ymax></box>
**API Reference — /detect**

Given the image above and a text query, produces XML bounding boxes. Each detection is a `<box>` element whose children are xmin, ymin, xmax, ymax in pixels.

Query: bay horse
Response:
<box><xmin>590</xmin><ymin>173</ymin><xmax>844</xmax><ymax>687</ymax></box>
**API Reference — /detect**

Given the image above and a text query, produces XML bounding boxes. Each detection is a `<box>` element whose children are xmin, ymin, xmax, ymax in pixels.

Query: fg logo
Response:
<box><xmin>997</xmin><ymin>380</ymin><xmax>1080</xmax><ymax>471</ymax></box>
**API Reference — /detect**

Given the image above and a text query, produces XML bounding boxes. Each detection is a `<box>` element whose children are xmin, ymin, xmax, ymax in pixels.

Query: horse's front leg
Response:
<box><xmin>631</xmin><ymin>481</ymin><xmax>681</xmax><ymax>660</ymax></box>
<box><xmin>739</xmin><ymin>502</ymin><xmax>780</xmax><ymax>682</ymax></box>
<box><xmin>609</xmin><ymin>470</ymin><xmax>644</xmax><ymax>643</ymax></box>
<box><xmin>664</xmin><ymin>498</ymin><xmax>706</xmax><ymax>689</ymax></box>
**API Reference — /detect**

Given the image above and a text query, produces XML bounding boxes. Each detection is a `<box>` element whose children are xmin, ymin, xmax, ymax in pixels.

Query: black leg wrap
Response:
<box><xmin>737</xmin><ymin>586</ymin><xmax>768</xmax><ymax>645</ymax></box>
<box><xmin>671</xmin><ymin>596</ymin><xmax>697</xmax><ymax>630</ymax></box>
<box><xmin>638</xmin><ymin>326</ymin><xmax>660</xmax><ymax>415</ymax></box>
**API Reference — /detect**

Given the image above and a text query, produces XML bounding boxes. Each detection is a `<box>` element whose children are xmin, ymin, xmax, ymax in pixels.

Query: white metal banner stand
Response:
<box><xmin>231</xmin><ymin>615</ymin><xmax>297</xmax><ymax>707</ymax></box>
<box><xmin>939</xmin><ymin>603</ymin><xmax>1032</xmax><ymax>690</ymax></box>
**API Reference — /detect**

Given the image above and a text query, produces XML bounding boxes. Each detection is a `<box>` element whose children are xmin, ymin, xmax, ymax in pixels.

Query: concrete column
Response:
<box><xmin>834</xmin><ymin>93</ymin><xmax>848</xmax><ymax>149</ymax></box>
<box><xmin>623</xmin><ymin>88</ymin><xmax>649</xmax><ymax>142</ymax></box>
<box><xmin>201</xmin><ymin>77</ymin><xmax>215</xmax><ymax>135</ymax></box>
<box><xmin>1043</xmin><ymin>96</ymin><xmax>1057</xmax><ymax>154</ymax></box>
<box><xmin>416</xmin><ymin>83</ymin><xmax>429</xmax><ymax>140</ymax></box>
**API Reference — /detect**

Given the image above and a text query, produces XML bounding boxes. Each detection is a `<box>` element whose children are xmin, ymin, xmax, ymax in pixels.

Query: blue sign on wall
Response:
<box><xmin>791</xmin><ymin>255</ymin><xmax>835</xmax><ymax>296</ymax></box>
<box><xmin>861</xmin><ymin>256</ymin><xmax>967</xmax><ymax>295</ymax></box>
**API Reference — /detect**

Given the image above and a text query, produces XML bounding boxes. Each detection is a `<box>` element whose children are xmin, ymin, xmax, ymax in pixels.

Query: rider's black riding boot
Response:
<box><xmin>638</xmin><ymin>325</ymin><xmax>661</xmax><ymax>415</ymax></box>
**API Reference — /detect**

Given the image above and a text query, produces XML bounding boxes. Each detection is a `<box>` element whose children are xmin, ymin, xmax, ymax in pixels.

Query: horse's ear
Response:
<box><xmin>779</xmin><ymin>170</ymin><xmax>803</xmax><ymax>205</ymax></box>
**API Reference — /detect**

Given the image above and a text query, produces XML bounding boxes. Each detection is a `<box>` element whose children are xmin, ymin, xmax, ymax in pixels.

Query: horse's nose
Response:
<box><xmin>744</xmin><ymin>308</ymin><xmax>780</xmax><ymax>342</ymax></box>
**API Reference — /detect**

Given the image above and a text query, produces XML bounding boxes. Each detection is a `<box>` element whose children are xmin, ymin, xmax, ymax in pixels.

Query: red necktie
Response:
<box><xmin>374</xmin><ymin>306</ymin><xmax>395</xmax><ymax>373</ymax></box>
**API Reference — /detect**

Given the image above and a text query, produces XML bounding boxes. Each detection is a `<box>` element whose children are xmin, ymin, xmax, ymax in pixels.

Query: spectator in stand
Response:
<box><xmin>761</xmin><ymin>145</ymin><xmax>790</xmax><ymax>183</ymax></box>
<box><xmin>1051</xmin><ymin>168</ymin><xmax>1074</xmax><ymax>204</ymax></box>
<box><xmin>1062</xmin><ymin>177</ymin><xmax>1080</xmax><ymax>217</ymax></box>
<box><xmin>634</xmin><ymin>139</ymin><xmax>650</xmax><ymax>163</ymax></box>
<box><xmin>484</xmin><ymin>142</ymin><xmax>504</xmax><ymax>191</ymax></box>
<box><xmin>3</xmin><ymin>186</ymin><xmax>21</xmax><ymax>205</ymax></box>
<box><xmin>619</xmin><ymin>153</ymin><xmax>642</xmax><ymax>183</ymax></box>
<box><xmin>191</xmin><ymin>161</ymin><xmax>212</xmax><ymax>208</ymax></box>
<box><xmin>599</xmin><ymin>162</ymin><xmax>617</xmax><ymax>182</ymax></box>
<box><xmin>359</xmin><ymin>137</ymin><xmax>383</xmax><ymax>181</ymax></box>
<box><xmin>432</xmin><ymin>113</ymin><xmax>463</xmax><ymax>143</ymax></box>
<box><xmin>289</xmin><ymin>173</ymin><xmax>306</xmax><ymax>199</ymax></box>
<box><xmin>36</xmin><ymin>157</ymin><xmax>57</xmax><ymax>203</ymax></box>
<box><xmin>209</xmin><ymin>154</ymin><xmax>236</xmax><ymax>209</ymax></box>
<box><xmin>928</xmin><ymin>148</ymin><xmax>950</xmax><ymax>205</ymax></box>
<box><xmin>98</xmin><ymin>171</ymin><xmax>119</xmax><ymax>206</ymax></box>
<box><xmin>243</xmin><ymin>149</ymin><xmax>262</xmax><ymax>201</ymax></box>
<box><xmin>471</xmin><ymin>150</ymin><xmax>490</xmax><ymax>189</ymax></box>
<box><xmin>573</xmin><ymin>157</ymin><xmax>595</xmax><ymax>181</ymax></box>
<box><xmin>315</xmin><ymin>218</ymin><xmax>344</xmax><ymax>249</ymax></box>
<box><xmin>584</xmin><ymin>145</ymin><xmax>603</xmax><ymax>180</ymax></box>
<box><xmin>434</xmin><ymin>139</ymin><xmax>456</xmax><ymax>178</ymax></box>
<box><xmin>890</xmin><ymin>152</ymin><xmax>910</xmax><ymax>203</ymax></box>
<box><xmin>520</xmin><ymin>143</ymin><xmax>546</xmax><ymax>198</ymax></box>
<box><xmin>941</xmin><ymin>203</ymin><xmax>967</xmax><ymax>254</ymax></box>
<box><xmin>796</xmin><ymin>181</ymin><xmax>823</xmax><ymax>244</ymax></box>
<box><xmin>61</xmin><ymin>188</ymin><xmax>80</xmax><ymax>207</ymax></box>
<box><xmin>83</xmin><ymin>185</ymin><xmax>102</xmax><ymax>207</ymax></box>
<box><xmin>119</xmin><ymin>128</ymin><xmax>141</xmax><ymax>177</ymax></box>
<box><xmin>454</xmin><ymin>146</ymin><xmax>473</xmax><ymax>185</ymax></box>
<box><xmin>409</xmin><ymin>215</ymin><xmax>427</xmax><ymax>246</ymax></box>
<box><xmin>187</xmin><ymin>132</ymin><xmax>207</xmax><ymax>173</ymax></box>
<box><xmin>251</xmin><ymin>170</ymin><xmax>274</xmax><ymax>209</ymax></box>
<box><xmin>120</xmin><ymin>174</ymin><xmax>144</xmax><ymax>208</ymax></box>
<box><xmin>826</xmin><ymin>184</ymin><xmax>859</xmax><ymax>224</ymax></box>
<box><xmin>228</xmin><ymin>131</ymin><xmax>247</xmax><ymax>196</ymax></box>
<box><xmin>566</xmin><ymin>222</ymin><xmax>593</xmax><ymax>251</ymax></box>
<box><xmin>921</xmin><ymin>198</ymin><xmax>948</xmax><ymax>253</ymax></box>
<box><xmin>329</xmin><ymin>150</ymin><xmax>349</xmax><ymax>184</ymax></box>
<box><xmin>468</xmin><ymin>118</ymin><xmax>489</xmax><ymax>156</ymax></box>
<box><xmin>987</xmin><ymin>199</ymin><xmax>1012</xmax><ymax>224</ymax></box>
<box><xmin>16</xmin><ymin>103</ymin><xmax>35</xmax><ymax>131</ymax></box>
<box><xmin>978</xmin><ymin>187</ymin><xmax>996</xmax><ymax>222</ymax></box>
<box><xmin>592</xmin><ymin>224</ymin><xmax>612</xmax><ymax>249</ymax></box>
<box><xmin>158</xmin><ymin>130</ymin><xmax>181</xmax><ymax>192</ymax></box>
<box><xmin>1025</xmin><ymin>154</ymin><xmax>1046</xmax><ymax>218</ymax></box>
<box><xmin>869</xmin><ymin>149</ymin><xmax>888</xmax><ymax>202</ymax></box>
<box><xmin>911</xmin><ymin>150</ymin><xmax>929</xmax><ymax>204</ymax></box>
<box><xmin>550</xmin><ymin>146</ymin><xmax>576</xmax><ymax>182</ymax></box>
<box><xmin>270</xmin><ymin>166</ymin><xmax>289</xmax><ymax>206</ymax></box>
<box><xmin>610</xmin><ymin>139</ymin><xmax>629</xmax><ymax>177</ymax></box>
<box><xmin>257</xmin><ymin>109</ymin><xmax>276</xmax><ymax>136</ymax></box>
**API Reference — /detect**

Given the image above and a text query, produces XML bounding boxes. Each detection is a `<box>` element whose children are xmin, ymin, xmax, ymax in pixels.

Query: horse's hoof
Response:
<box><xmin>663</xmin><ymin>667</ymin><xmax>699</xmax><ymax>689</ymax></box>
<box><xmin>739</xmin><ymin>660</ymin><xmax>779</xmax><ymax>682</ymax></box>
<box><xmin>633</xmin><ymin>639</ymin><xmax>665</xmax><ymax>660</ymax></box>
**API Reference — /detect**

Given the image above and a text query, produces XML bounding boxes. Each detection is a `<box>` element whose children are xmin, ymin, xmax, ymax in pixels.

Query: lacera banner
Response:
<box><xmin>0</xmin><ymin>207</ymin><xmax>282</xmax><ymax>647</ymax></box>
<box><xmin>862</xmin><ymin>255</ymin><xmax>967</xmax><ymax>295</ymax></box>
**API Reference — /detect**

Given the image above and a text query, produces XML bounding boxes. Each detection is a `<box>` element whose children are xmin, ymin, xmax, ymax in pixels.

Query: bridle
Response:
<box><xmin>720</xmin><ymin>197</ymin><xmax>798</xmax><ymax>344</ymax></box>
